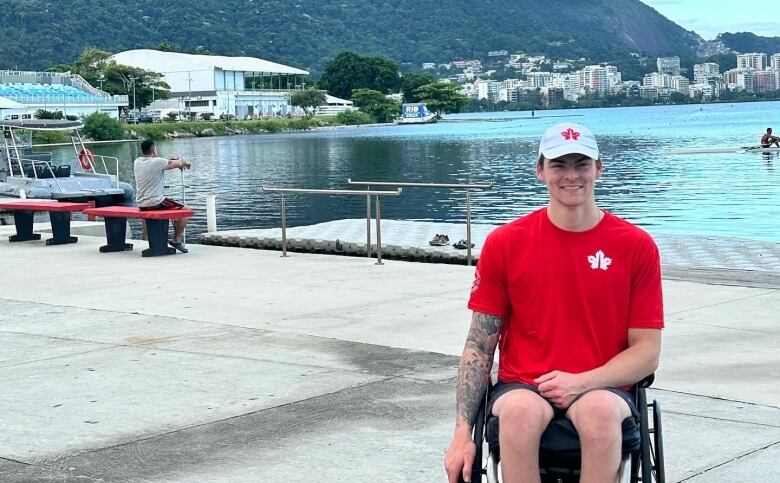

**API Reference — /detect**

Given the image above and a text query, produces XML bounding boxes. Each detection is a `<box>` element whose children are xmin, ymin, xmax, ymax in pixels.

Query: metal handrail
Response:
<box><xmin>262</xmin><ymin>187</ymin><xmax>403</xmax><ymax>264</ymax></box>
<box><xmin>346</xmin><ymin>179</ymin><xmax>494</xmax><ymax>265</ymax></box>
<box><xmin>91</xmin><ymin>154</ymin><xmax>120</xmax><ymax>188</ymax></box>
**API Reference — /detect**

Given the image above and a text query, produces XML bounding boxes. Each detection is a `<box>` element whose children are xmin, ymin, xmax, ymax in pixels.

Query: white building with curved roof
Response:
<box><xmin>113</xmin><ymin>49</ymin><xmax>310</xmax><ymax>119</ymax></box>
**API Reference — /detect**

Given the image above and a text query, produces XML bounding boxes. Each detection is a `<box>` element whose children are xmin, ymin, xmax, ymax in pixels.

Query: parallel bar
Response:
<box><xmin>347</xmin><ymin>179</ymin><xmax>493</xmax><ymax>190</ymax></box>
<box><xmin>374</xmin><ymin>195</ymin><xmax>382</xmax><ymax>265</ymax></box>
<box><xmin>264</xmin><ymin>187</ymin><xmax>401</xmax><ymax>263</ymax></box>
<box><xmin>262</xmin><ymin>187</ymin><xmax>402</xmax><ymax>196</ymax></box>
<box><xmin>466</xmin><ymin>191</ymin><xmax>472</xmax><ymax>266</ymax></box>
<box><xmin>365</xmin><ymin>191</ymin><xmax>371</xmax><ymax>258</ymax></box>
<box><xmin>280</xmin><ymin>194</ymin><xmax>287</xmax><ymax>257</ymax></box>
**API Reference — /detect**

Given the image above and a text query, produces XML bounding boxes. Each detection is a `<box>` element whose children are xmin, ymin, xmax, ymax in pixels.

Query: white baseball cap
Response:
<box><xmin>538</xmin><ymin>122</ymin><xmax>599</xmax><ymax>161</ymax></box>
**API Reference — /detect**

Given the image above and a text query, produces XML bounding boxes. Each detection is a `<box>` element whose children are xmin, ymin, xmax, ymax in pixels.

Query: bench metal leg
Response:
<box><xmin>9</xmin><ymin>210</ymin><xmax>41</xmax><ymax>242</ymax></box>
<box><xmin>99</xmin><ymin>217</ymin><xmax>133</xmax><ymax>253</ymax></box>
<box><xmin>46</xmin><ymin>211</ymin><xmax>78</xmax><ymax>245</ymax></box>
<box><xmin>142</xmin><ymin>219</ymin><xmax>176</xmax><ymax>257</ymax></box>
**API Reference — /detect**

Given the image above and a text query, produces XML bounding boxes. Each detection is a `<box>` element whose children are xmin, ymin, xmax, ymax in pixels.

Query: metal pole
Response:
<box><xmin>374</xmin><ymin>195</ymin><xmax>383</xmax><ymax>265</ymax></box>
<box><xmin>280</xmin><ymin>194</ymin><xmax>288</xmax><ymax>257</ymax></box>
<box><xmin>365</xmin><ymin>186</ymin><xmax>371</xmax><ymax>258</ymax></box>
<box><xmin>181</xmin><ymin>168</ymin><xmax>186</xmax><ymax>244</ymax></box>
<box><xmin>466</xmin><ymin>190</ymin><xmax>473</xmax><ymax>266</ymax></box>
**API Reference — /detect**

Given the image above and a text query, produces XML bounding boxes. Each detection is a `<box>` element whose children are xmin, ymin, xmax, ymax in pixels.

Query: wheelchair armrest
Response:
<box><xmin>636</xmin><ymin>373</ymin><xmax>655</xmax><ymax>389</ymax></box>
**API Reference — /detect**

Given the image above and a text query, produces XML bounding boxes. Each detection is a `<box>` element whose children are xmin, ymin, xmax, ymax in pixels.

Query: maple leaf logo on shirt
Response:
<box><xmin>587</xmin><ymin>250</ymin><xmax>612</xmax><ymax>270</ymax></box>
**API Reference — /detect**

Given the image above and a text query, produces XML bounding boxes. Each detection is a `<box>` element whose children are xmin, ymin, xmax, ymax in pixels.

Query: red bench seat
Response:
<box><xmin>83</xmin><ymin>205</ymin><xmax>194</xmax><ymax>257</ymax></box>
<box><xmin>0</xmin><ymin>200</ymin><xmax>93</xmax><ymax>245</ymax></box>
<box><xmin>83</xmin><ymin>206</ymin><xmax>194</xmax><ymax>220</ymax></box>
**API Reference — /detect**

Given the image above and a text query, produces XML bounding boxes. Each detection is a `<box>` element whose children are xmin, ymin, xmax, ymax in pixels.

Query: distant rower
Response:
<box><xmin>761</xmin><ymin>128</ymin><xmax>780</xmax><ymax>148</ymax></box>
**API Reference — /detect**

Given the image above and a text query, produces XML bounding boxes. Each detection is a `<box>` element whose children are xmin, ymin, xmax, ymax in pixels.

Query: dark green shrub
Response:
<box><xmin>82</xmin><ymin>112</ymin><xmax>124</xmax><ymax>141</ymax></box>
<box><xmin>336</xmin><ymin>110</ymin><xmax>375</xmax><ymax>125</ymax></box>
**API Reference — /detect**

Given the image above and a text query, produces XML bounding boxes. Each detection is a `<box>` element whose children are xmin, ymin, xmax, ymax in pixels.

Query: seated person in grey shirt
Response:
<box><xmin>134</xmin><ymin>139</ymin><xmax>192</xmax><ymax>253</ymax></box>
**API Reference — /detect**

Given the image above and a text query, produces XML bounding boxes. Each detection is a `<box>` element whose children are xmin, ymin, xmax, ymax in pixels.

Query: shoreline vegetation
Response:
<box><xmin>29</xmin><ymin>114</ymin><xmax>373</xmax><ymax>144</ymax></box>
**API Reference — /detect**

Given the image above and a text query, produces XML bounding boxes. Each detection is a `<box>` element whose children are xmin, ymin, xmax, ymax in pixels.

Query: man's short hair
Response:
<box><xmin>768</xmin><ymin>128</ymin><xmax>773</xmax><ymax>133</ymax></box>
<box><xmin>141</xmin><ymin>139</ymin><xmax>155</xmax><ymax>155</ymax></box>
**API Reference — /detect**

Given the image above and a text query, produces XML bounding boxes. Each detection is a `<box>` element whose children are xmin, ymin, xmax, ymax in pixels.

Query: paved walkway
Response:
<box><xmin>0</xmin><ymin>227</ymin><xmax>778</xmax><ymax>482</ymax></box>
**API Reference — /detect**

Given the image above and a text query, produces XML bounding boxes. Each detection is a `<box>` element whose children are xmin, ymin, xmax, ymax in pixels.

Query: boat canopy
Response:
<box><xmin>0</xmin><ymin>119</ymin><xmax>84</xmax><ymax>130</ymax></box>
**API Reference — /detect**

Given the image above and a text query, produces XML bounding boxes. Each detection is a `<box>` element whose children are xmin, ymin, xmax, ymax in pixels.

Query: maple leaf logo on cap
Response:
<box><xmin>561</xmin><ymin>128</ymin><xmax>580</xmax><ymax>141</ymax></box>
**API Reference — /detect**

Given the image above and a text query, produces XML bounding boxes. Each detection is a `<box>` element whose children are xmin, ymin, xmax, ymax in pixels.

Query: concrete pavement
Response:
<box><xmin>0</xmin><ymin>227</ymin><xmax>778</xmax><ymax>482</ymax></box>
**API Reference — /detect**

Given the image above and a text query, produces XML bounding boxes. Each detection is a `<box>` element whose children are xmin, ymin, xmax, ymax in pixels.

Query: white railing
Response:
<box><xmin>0</xmin><ymin>94</ymin><xmax>128</xmax><ymax>104</ymax></box>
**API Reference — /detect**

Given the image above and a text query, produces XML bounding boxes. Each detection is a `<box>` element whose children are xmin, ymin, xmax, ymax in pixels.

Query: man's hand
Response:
<box><xmin>535</xmin><ymin>371</ymin><xmax>589</xmax><ymax>409</ymax></box>
<box><xmin>444</xmin><ymin>433</ymin><xmax>476</xmax><ymax>483</ymax></box>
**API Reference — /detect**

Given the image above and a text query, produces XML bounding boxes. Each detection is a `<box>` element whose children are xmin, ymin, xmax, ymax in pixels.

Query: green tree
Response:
<box><xmin>289</xmin><ymin>88</ymin><xmax>327</xmax><ymax>116</ymax></box>
<box><xmin>82</xmin><ymin>112</ymin><xmax>124</xmax><ymax>141</ymax></box>
<box><xmin>351</xmin><ymin>89</ymin><xmax>401</xmax><ymax>123</ymax></box>
<box><xmin>34</xmin><ymin>109</ymin><xmax>63</xmax><ymax>120</ymax></box>
<box><xmin>401</xmin><ymin>72</ymin><xmax>438</xmax><ymax>103</ymax></box>
<box><xmin>413</xmin><ymin>82</ymin><xmax>468</xmax><ymax>116</ymax></box>
<box><xmin>319</xmin><ymin>52</ymin><xmax>401</xmax><ymax>99</ymax></box>
<box><xmin>65</xmin><ymin>48</ymin><xmax>170</xmax><ymax>109</ymax></box>
<box><xmin>72</xmin><ymin>48</ymin><xmax>115</xmax><ymax>85</ymax></box>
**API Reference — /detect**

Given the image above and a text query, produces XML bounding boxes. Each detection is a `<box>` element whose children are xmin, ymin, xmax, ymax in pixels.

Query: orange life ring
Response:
<box><xmin>79</xmin><ymin>148</ymin><xmax>94</xmax><ymax>170</ymax></box>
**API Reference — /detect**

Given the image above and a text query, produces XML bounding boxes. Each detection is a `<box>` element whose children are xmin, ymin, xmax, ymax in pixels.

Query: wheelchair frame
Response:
<box><xmin>466</xmin><ymin>375</ymin><xmax>664</xmax><ymax>483</ymax></box>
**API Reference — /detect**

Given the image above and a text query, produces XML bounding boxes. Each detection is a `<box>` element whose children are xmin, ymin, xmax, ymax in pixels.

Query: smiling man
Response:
<box><xmin>444</xmin><ymin>123</ymin><xmax>664</xmax><ymax>483</ymax></box>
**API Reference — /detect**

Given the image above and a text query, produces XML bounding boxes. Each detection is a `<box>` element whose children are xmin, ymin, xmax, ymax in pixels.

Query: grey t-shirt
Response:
<box><xmin>134</xmin><ymin>156</ymin><xmax>169</xmax><ymax>207</ymax></box>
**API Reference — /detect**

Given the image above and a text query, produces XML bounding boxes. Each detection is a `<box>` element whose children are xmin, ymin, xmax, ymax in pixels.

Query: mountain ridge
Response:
<box><xmin>0</xmin><ymin>0</ymin><xmax>737</xmax><ymax>76</ymax></box>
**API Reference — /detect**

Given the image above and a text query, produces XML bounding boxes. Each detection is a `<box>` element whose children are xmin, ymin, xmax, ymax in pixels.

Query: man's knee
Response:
<box><xmin>493</xmin><ymin>390</ymin><xmax>553</xmax><ymax>445</ymax></box>
<box><xmin>567</xmin><ymin>391</ymin><xmax>630</xmax><ymax>445</ymax></box>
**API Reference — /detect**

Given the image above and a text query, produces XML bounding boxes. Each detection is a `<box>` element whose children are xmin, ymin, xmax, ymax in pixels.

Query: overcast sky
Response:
<box><xmin>641</xmin><ymin>0</ymin><xmax>779</xmax><ymax>40</ymax></box>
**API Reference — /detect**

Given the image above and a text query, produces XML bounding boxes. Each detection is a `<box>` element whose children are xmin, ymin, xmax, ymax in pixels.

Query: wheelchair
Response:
<box><xmin>465</xmin><ymin>375</ymin><xmax>664</xmax><ymax>483</ymax></box>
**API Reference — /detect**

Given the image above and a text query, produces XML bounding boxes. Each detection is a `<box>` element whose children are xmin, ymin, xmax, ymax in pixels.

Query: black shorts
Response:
<box><xmin>487</xmin><ymin>380</ymin><xmax>639</xmax><ymax>422</ymax></box>
<box><xmin>139</xmin><ymin>198</ymin><xmax>184</xmax><ymax>211</ymax></box>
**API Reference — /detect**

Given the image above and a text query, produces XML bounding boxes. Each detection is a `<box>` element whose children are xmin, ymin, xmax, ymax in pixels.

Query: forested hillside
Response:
<box><xmin>717</xmin><ymin>33</ymin><xmax>780</xmax><ymax>55</ymax></box>
<box><xmin>0</xmin><ymin>0</ymin><xmax>705</xmax><ymax>75</ymax></box>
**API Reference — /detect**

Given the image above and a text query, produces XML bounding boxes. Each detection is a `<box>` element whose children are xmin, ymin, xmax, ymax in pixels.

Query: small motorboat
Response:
<box><xmin>0</xmin><ymin>119</ymin><xmax>133</xmax><ymax>206</ymax></box>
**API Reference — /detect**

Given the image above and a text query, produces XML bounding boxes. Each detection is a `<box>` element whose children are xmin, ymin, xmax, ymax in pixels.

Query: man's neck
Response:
<box><xmin>546</xmin><ymin>202</ymin><xmax>602</xmax><ymax>232</ymax></box>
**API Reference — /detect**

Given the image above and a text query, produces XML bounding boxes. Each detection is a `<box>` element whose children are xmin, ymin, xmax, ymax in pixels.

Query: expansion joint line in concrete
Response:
<box><xmin>0</xmin><ymin>456</ymin><xmax>31</xmax><ymax>466</ymax></box>
<box><xmin>653</xmin><ymin>387</ymin><xmax>780</xmax><ymax>411</ymax></box>
<box><xmin>664</xmin><ymin>289</ymin><xmax>778</xmax><ymax>317</ymax></box>
<box><xmin>677</xmin><ymin>440</ymin><xmax>780</xmax><ymax>482</ymax></box>
<box><xmin>35</xmin><ymin>374</ymin><xmax>403</xmax><ymax>464</ymax></box>
<box><xmin>664</xmin><ymin>410</ymin><xmax>780</xmax><ymax>429</ymax></box>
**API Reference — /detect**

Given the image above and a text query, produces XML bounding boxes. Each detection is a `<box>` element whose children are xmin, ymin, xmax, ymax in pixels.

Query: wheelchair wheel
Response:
<box><xmin>651</xmin><ymin>400</ymin><xmax>665</xmax><ymax>483</ymax></box>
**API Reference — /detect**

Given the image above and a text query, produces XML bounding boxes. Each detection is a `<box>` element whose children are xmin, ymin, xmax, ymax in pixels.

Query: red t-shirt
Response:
<box><xmin>468</xmin><ymin>208</ymin><xmax>664</xmax><ymax>385</ymax></box>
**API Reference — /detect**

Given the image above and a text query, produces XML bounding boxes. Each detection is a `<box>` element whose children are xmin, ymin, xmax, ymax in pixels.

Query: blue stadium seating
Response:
<box><xmin>0</xmin><ymin>83</ymin><xmax>105</xmax><ymax>103</ymax></box>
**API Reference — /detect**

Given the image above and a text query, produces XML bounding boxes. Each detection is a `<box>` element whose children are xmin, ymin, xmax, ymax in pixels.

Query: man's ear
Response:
<box><xmin>536</xmin><ymin>160</ymin><xmax>545</xmax><ymax>182</ymax></box>
<box><xmin>595</xmin><ymin>159</ymin><xmax>603</xmax><ymax>179</ymax></box>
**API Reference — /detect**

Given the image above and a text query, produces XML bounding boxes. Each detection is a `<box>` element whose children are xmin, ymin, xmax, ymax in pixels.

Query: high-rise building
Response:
<box><xmin>581</xmin><ymin>65</ymin><xmax>608</xmax><ymax>96</ymax></box>
<box><xmin>644</xmin><ymin>72</ymin><xmax>672</xmax><ymax>89</ymax></box>
<box><xmin>737</xmin><ymin>53</ymin><xmax>767</xmax><ymax>70</ymax></box>
<box><xmin>771</xmin><ymin>53</ymin><xmax>780</xmax><ymax>71</ymax></box>
<box><xmin>753</xmin><ymin>70</ymin><xmax>778</xmax><ymax>92</ymax></box>
<box><xmin>528</xmin><ymin>72</ymin><xmax>555</xmax><ymax>88</ymax></box>
<box><xmin>693</xmin><ymin>63</ymin><xmax>720</xmax><ymax>83</ymax></box>
<box><xmin>671</xmin><ymin>75</ymin><xmax>690</xmax><ymax>94</ymax></box>
<box><xmin>657</xmin><ymin>56</ymin><xmax>681</xmax><ymax>76</ymax></box>
<box><xmin>724</xmin><ymin>68</ymin><xmax>756</xmax><ymax>92</ymax></box>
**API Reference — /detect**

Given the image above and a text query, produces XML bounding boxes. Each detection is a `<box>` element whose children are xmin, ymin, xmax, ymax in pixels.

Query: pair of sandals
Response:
<box><xmin>429</xmin><ymin>234</ymin><xmax>450</xmax><ymax>246</ymax></box>
<box><xmin>429</xmin><ymin>234</ymin><xmax>475</xmax><ymax>250</ymax></box>
<box><xmin>453</xmin><ymin>239</ymin><xmax>475</xmax><ymax>250</ymax></box>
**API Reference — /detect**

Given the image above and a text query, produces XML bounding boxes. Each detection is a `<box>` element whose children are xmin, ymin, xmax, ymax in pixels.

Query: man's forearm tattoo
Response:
<box><xmin>456</xmin><ymin>312</ymin><xmax>503</xmax><ymax>429</ymax></box>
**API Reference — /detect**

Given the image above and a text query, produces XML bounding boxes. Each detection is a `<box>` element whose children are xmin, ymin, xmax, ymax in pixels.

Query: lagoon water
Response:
<box><xmin>48</xmin><ymin>101</ymin><xmax>780</xmax><ymax>242</ymax></box>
